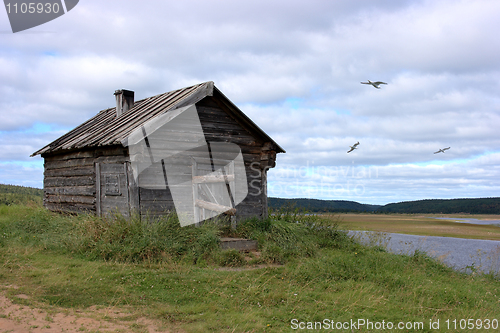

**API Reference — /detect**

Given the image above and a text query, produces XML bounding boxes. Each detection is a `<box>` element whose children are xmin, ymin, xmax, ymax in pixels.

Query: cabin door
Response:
<box><xmin>95</xmin><ymin>162</ymin><xmax>130</xmax><ymax>217</ymax></box>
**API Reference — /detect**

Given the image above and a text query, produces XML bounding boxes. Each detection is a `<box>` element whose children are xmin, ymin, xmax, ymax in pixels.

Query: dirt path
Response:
<box><xmin>0</xmin><ymin>287</ymin><xmax>174</xmax><ymax>333</ymax></box>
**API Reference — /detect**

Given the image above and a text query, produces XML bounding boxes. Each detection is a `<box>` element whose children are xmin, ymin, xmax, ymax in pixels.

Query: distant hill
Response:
<box><xmin>268</xmin><ymin>197</ymin><xmax>500</xmax><ymax>214</ymax></box>
<box><xmin>268</xmin><ymin>197</ymin><xmax>381</xmax><ymax>213</ymax></box>
<box><xmin>0</xmin><ymin>184</ymin><xmax>43</xmax><ymax>205</ymax></box>
<box><xmin>4</xmin><ymin>183</ymin><xmax>497</xmax><ymax>215</ymax></box>
<box><xmin>376</xmin><ymin>197</ymin><xmax>500</xmax><ymax>214</ymax></box>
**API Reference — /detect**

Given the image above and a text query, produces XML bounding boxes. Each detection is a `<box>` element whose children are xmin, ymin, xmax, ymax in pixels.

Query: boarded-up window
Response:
<box><xmin>105</xmin><ymin>174</ymin><xmax>121</xmax><ymax>196</ymax></box>
<box><xmin>96</xmin><ymin>163</ymin><xmax>129</xmax><ymax>217</ymax></box>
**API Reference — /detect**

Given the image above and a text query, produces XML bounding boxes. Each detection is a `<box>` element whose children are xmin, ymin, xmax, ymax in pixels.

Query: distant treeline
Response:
<box><xmin>0</xmin><ymin>184</ymin><xmax>43</xmax><ymax>205</ymax></box>
<box><xmin>269</xmin><ymin>197</ymin><xmax>500</xmax><ymax>214</ymax></box>
<box><xmin>2</xmin><ymin>183</ymin><xmax>499</xmax><ymax>215</ymax></box>
<box><xmin>376</xmin><ymin>197</ymin><xmax>500</xmax><ymax>214</ymax></box>
<box><xmin>268</xmin><ymin>197</ymin><xmax>381</xmax><ymax>213</ymax></box>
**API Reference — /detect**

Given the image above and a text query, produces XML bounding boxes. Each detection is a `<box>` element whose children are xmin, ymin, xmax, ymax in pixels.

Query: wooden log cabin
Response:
<box><xmin>32</xmin><ymin>81</ymin><xmax>285</xmax><ymax>224</ymax></box>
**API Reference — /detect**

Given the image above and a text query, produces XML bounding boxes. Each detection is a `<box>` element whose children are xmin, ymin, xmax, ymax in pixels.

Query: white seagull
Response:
<box><xmin>361</xmin><ymin>80</ymin><xmax>388</xmax><ymax>89</ymax></box>
<box><xmin>434</xmin><ymin>147</ymin><xmax>450</xmax><ymax>154</ymax></box>
<box><xmin>347</xmin><ymin>141</ymin><xmax>359</xmax><ymax>153</ymax></box>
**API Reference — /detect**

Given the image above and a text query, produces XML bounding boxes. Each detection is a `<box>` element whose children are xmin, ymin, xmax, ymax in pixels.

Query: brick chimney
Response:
<box><xmin>114</xmin><ymin>89</ymin><xmax>134</xmax><ymax>117</ymax></box>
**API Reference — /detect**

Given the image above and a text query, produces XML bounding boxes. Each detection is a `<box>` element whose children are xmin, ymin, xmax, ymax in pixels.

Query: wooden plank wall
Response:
<box><xmin>98</xmin><ymin>162</ymin><xmax>130</xmax><ymax>217</ymax></box>
<box><xmin>196</xmin><ymin>97</ymin><xmax>268</xmax><ymax>221</ymax></box>
<box><xmin>136</xmin><ymin>153</ymin><xmax>205</xmax><ymax>221</ymax></box>
<box><xmin>43</xmin><ymin>146</ymin><xmax>128</xmax><ymax>214</ymax></box>
<box><xmin>44</xmin><ymin>150</ymin><xmax>96</xmax><ymax>213</ymax></box>
<box><xmin>134</xmin><ymin>97</ymin><xmax>271</xmax><ymax>223</ymax></box>
<box><xmin>138</xmin><ymin>176</ymin><xmax>175</xmax><ymax>220</ymax></box>
<box><xmin>42</xmin><ymin>96</ymin><xmax>276</xmax><ymax>224</ymax></box>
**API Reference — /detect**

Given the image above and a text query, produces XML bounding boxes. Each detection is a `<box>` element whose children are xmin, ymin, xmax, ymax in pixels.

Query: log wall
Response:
<box><xmin>197</xmin><ymin>97</ymin><xmax>272</xmax><ymax>221</ymax></box>
<box><xmin>41</xmin><ymin>96</ymin><xmax>278</xmax><ymax>223</ymax></box>
<box><xmin>96</xmin><ymin>161</ymin><xmax>131</xmax><ymax>217</ymax></box>
<box><xmin>43</xmin><ymin>150</ymin><xmax>96</xmax><ymax>214</ymax></box>
<box><xmin>42</xmin><ymin>146</ymin><xmax>128</xmax><ymax>214</ymax></box>
<box><xmin>135</xmin><ymin>97</ymin><xmax>274</xmax><ymax>222</ymax></box>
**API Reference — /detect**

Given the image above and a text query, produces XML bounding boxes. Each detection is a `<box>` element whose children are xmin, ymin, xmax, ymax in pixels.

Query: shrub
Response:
<box><xmin>216</xmin><ymin>249</ymin><xmax>245</xmax><ymax>267</ymax></box>
<box><xmin>2</xmin><ymin>204</ymin><xmax>351</xmax><ymax>266</ymax></box>
<box><xmin>235</xmin><ymin>211</ymin><xmax>349</xmax><ymax>264</ymax></box>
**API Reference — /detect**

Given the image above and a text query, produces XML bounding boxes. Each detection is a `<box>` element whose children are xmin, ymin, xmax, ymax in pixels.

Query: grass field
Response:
<box><xmin>1</xmin><ymin>205</ymin><xmax>500</xmax><ymax>332</ymax></box>
<box><xmin>329</xmin><ymin>213</ymin><xmax>500</xmax><ymax>241</ymax></box>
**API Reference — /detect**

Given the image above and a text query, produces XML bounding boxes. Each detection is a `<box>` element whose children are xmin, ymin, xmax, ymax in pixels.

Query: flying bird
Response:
<box><xmin>361</xmin><ymin>80</ymin><xmax>387</xmax><ymax>89</ymax></box>
<box><xmin>434</xmin><ymin>147</ymin><xmax>450</xmax><ymax>154</ymax></box>
<box><xmin>347</xmin><ymin>141</ymin><xmax>359</xmax><ymax>153</ymax></box>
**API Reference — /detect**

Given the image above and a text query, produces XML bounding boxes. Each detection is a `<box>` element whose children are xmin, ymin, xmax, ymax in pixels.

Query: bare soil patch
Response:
<box><xmin>0</xmin><ymin>286</ymin><xmax>179</xmax><ymax>333</ymax></box>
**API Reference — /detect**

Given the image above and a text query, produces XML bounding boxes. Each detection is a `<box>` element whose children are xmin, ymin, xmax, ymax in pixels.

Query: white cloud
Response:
<box><xmin>0</xmin><ymin>162</ymin><xmax>43</xmax><ymax>188</ymax></box>
<box><xmin>268</xmin><ymin>153</ymin><xmax>500</xmax><ymax>205</ymax></box>
<box><xmin>0</xmin><ymin>129</ymin><xmax>64</xmax><ymax>161</ymax></box>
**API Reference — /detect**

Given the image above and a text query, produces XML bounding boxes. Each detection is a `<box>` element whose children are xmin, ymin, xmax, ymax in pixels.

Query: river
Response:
<box><xmin>349</xmin><ymin>230</ymin><xmax>500</xmax><ymax>275</ymax></box>
<box><xmin>427</xmin><ymin>217</ymin><xmax>500</xmax><ymax>226</ymax></box>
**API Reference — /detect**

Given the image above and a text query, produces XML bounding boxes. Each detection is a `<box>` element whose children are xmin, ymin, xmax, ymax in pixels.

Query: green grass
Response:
<box><xmin>0</xmin><ymin>204</ymin><xmax>346</xmax><ymax>266</ymax></box>
<box><xmin>1</xmin><ymin>204</ymin><xmax>500</xmax><ymax>332</ymax></box>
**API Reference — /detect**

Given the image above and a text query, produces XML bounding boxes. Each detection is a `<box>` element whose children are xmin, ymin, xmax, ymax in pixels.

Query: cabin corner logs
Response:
<box><xmin>38</xmin><ymin>83</ymin><xmax>284</xmax><ymax>225</ymax></box>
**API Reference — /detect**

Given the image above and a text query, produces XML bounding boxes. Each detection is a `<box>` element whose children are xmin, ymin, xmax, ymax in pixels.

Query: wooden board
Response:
<box><xmin>140</xmin><ymin>200</ymin><xmax>176</xmax><ymax>214</ymax></box>
<box><xmin>196</xmin><ymin>199</ymin><xmax>236</xmax><ymax>215</ymax></box>
<box><xmin>126</xmin><ymin>162</ymin><xmax>140</xmax><ymax>215</ymax></box>
<box><xmin>45</xmin><ymin>202</ymin><xmax>95</xmax><ymax>214</ymax></box>
<box><xmin>139</xmin><ymin>187</ymin><xmax>173</xmax><ymax>201</ymax></box>
<box><xmin>44</xmin><ymin>166</ymin><xmax>95</xmax><ymax>178</ymax></box>
<box><xmin>97</xmin><ymin>163</ymin><xmax>130</xmax><ymax>218</ymax></box>
<box><xmin>44</xmin><ymin>185</ymin><xmax>95</xmax><ymax>196</ymax></box>
<box><xmin>44</xmin><ymin>158</ymin><xmax>95</xmax><ymax>170</ymax></box>
<box><xmin>44</xmin><ymin>175</ymin><xmax>95</xmax><ymax>187</ymax></box>
<box><xmin>46</xmin><ymin>194</ymin><xmax>96</xmax><ymax>205</ymax></box>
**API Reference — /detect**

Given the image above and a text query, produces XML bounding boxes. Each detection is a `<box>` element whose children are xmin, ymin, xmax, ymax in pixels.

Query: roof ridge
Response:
<box><xmin>31</xmin><ymin>80</ymin><xmax>285</xmax><ymax>157</ymax></box>
<box><xmin>31</xmin><ymin>81</ymin><xmax>214</xmax><ymax>156</ymax></box>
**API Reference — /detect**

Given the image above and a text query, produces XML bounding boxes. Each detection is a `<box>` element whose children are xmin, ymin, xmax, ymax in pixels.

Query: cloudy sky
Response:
<box><xmin>1</xmin><ymin>0</ymin><xmax>499</xmax><ymax>205</ymax></box>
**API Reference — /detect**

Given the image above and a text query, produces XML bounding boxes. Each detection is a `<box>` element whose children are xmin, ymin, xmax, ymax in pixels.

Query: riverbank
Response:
<box><xmin>328</xmin><ymin>213</ymin><xmax>500</xmax><ymax>241</ymax></box>
<box><xmin>350</xmin><ymin>230</ymin><xmax>500</xmax><ymax>275</ymax></box>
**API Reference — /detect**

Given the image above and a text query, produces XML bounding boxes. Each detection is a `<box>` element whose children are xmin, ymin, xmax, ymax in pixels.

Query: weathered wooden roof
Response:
<box><xmin>32</xmin><ymin>81</ymin><xmax>285</xmax><ymax>156</ymax></box>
